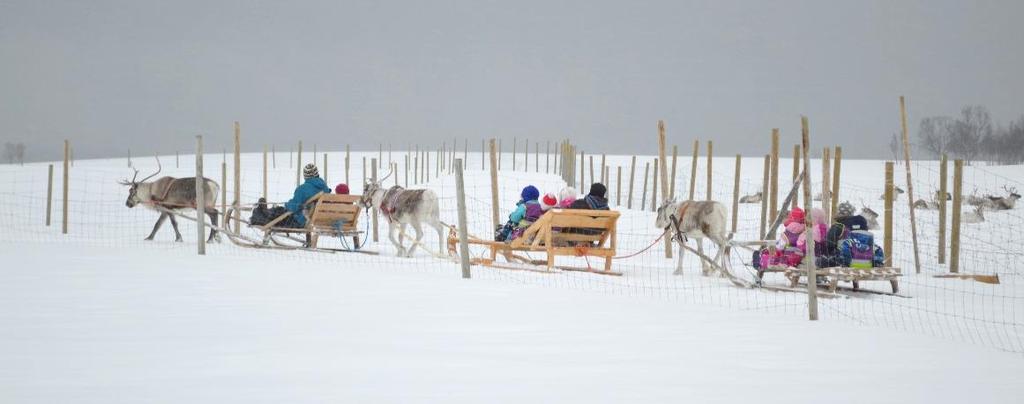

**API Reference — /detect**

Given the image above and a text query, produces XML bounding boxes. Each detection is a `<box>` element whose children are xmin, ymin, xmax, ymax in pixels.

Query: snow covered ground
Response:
<box><xmin>3</xmin><ymin>242</ymin><xmax>1023</xmax><ymax>403</ymax></box>
<box><xmin>2</xmin><ymin>150</ymin><xmax>1023</xmax><ymax>402</ymax></box>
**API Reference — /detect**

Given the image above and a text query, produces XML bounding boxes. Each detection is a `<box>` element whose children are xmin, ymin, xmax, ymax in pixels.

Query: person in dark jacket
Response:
<box><xmin>817</xmin><ymin>201</ymin><xmax>869</xmax><ymax>267</ymax></box>
<box><xmin>285</xmin><ymin>164</ymin><xmax>332</xmax><ymax>227</ymax></box>
<box><xmin>569</xmin><ymin>183</ymin><xmax>610</xmax><ymax>210</ymax></box>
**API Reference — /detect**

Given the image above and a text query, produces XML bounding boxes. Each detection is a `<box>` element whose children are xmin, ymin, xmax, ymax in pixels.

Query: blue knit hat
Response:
<box><xmin>521</xmin><ymin>185</ymin><xmax>540</xmax><ymax>202</ymax></box>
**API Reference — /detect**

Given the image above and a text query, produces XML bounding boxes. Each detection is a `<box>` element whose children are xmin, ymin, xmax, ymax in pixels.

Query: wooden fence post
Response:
<box><xmin>378</xmin><ymin>144</ymin><xmax>382</xmax><ymax>168</ymax></box>
<box><xmin>760</xmin><ymin>155</ymin><xmax>770</xmax><ymax>239</ymax></box>
<box><xmin>658</xmin><ymin>121</ymin><xmax>671</xmax><ymax>257</ymax></box>
<box><xmin>616</xmin><ymin>166</ymin><xmax>622</xmax><ymax>206</ymax></box>
<box><xmin>731</xmin><ymin>154</ymin><xmax>741</xmax><ymax>233</ymax></box>
<box><xmin>899</xmin><ymin>96</ymin><xmax>922</xmax><ymax>274</ymax></box>
<box><xmin>801</xmin><ymin>117</ymin><xmax>818</xmax><ymax>321</ymax></box>
<box><xmin>221</xmin><ymin>162</ymin><xmax>227</xmax><ymax>228</ymax></box>
<box><xmin>371</xmin><ymin>159</ymin><xmax>379</xmax><ymax>242</ymax></box>
<box><xmin>950</xmin><ymin>159</ymin><xmax>963</xmax><ymax>273</ymax></box>
<box><xmin>652</xmin><ymin>158</ymin><xmax>659</xmax><ymax>211</ymax></box>
<box><xmin>706</xmin><ymin>141</ymin><xmax>713</xmax><ymax>200</ymax></box>
<box><xmin>821</xmin><ymin>147</ymin><xmax>831</xmax><ymax>220</ymax></box>
<box><xmin>233</xmin><ymin>122</ymin><xmax>241</xmax><ymax>233</ymax></box>
<box><xmin>405</xmin><ymin>154</ymin><xmax>410</xmax><ymax>187</ymax></box>
<box><xmin>938</xmin><ymin>154</ymin><xmax>948</xmax><ymax>264</ymax></box>
<box><xmin>770</xmin><ymin>129</ymin><xmax>779</xmax><ymax>220</ymax></box>
<box><xmin>323</xmin><ymin>153</ymin><xmax>329</xmax><ymax>184</ymax></box>
<box><xmin>641</xmin><ymin>161</ymin><xmax>650</xmax><ymax>210</ymax></box>
<box><xmin>345</xmin><ymin>144</ymin><xmax>351</xmax><ymax>185</ymax></box>
<box><xmin>128</xmin><ymin>148</ymin><xmax>132</xmax><ymax>167</ymax></box>
<box><xmin>455</xmin><ymin>158</ymin><xmax>472</xmax><ymax>279</ymax></box>
<box><xmin>46</xmin><ymin>164</ymin><xmax>53</xmax><ymax>226</ymax></box>
<box><xmin>579</xmin><ymin>150</ymin><xmax>585</xmax><ymax>191</ymax></box>
<box><xmin>272</xmin><ymin>144</ymin><xmax>276</xmax><ymax>169</ymax></box>
<box><xmin>627</xmin><ymin>156</ymin><xmax>636</xmax><ymax>209</ymax></box>
<box><xmin>490</xmin><ymin>139</ymin><xmax>500</xmax><ymax>231</ymax></box>
<box><xmin>262</xmin><ymin>146</ymin><xmax>268</xmax><ymax>200</ymax></box>
<box><xmin>831</xmin><ymin>146</ymin><xmax>842</xmax><ymax>218</ymax></box>
<box><xmin>669</xmin><ymin>145</ymin><xmax>678</xmax><ymax>199</ymax></box>
<box><xmin>546</xmin><ymin>141</ymin><xmax>551</xmax><ymax>174</ymax></box>
<box><xmin>62</xmin><ymin>140</ymin><xmax>69</xmax><ymax>234</ymax></box>
<box><xmin>195</xmin><ymin>135</ymin><xmax>206</xmax><ymax>256</ymax></box>
<box><xmin>362</xmin><ymin>157</ymin><xmax>367</xmax><ymax>191</ymax></box>
<box><xmin>792</xmin><ymin>144</ymin><xmax>801</xmax><ymax>208</ymax></box>
<box><xmin>600</xmin><ymin>154</ymin><xmax>607</xmax><ymax>183</ymax></box>
<box><xmin>884</xmin><ymin>162</ymin><xmax>895</xmax><ymax>267</ymax></box>
<box><xmin>689</xmin><ymin>140</ymin><xmax>699</xmax><ymax>200</ymax></box>
<box><xmin>176</xmin><ymin>151</ymin><xmax>179</xmax><ymax>168</ymax></box>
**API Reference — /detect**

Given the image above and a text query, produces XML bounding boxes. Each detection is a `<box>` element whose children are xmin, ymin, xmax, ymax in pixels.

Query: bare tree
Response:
<box><xmin>3</xmin><ymin>143</ymin><xmax>15</xmax><ymax>164</ymax></box>
<box><xmin>918</xmin><ymin>116</ymin><xmax>954</xmax><ymax>158</ymax></box>
<box><xmin>948</xmin><ymin>105</ymin><xmax>992</xmax><ymax>164</ymax></box>
<box><xmin>889</xmin><ymin>133</ymin><xmax>900</xmax><ymax>163</ymax></box>
<box><xmin>15</xmin><ymin>143</ymin><xmax>25</xmax><ymax>165</ymax></box>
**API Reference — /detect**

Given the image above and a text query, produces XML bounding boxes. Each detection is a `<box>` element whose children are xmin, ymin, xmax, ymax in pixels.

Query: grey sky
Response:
<box><xmin>2</xmin><ymin>0</ymin><xmax>1023</xmax><ymax>162</ymax></box>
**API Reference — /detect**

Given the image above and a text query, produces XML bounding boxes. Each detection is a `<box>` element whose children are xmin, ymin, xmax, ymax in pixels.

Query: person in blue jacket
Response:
<box><xmin>285</xmin><ymin>163</ymin><xmax>332</xmax><ymax>227</ymax></box>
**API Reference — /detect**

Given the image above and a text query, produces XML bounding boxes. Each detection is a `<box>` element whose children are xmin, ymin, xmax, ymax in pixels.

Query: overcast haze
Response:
<box><xmin>2</xmin><ymin>0</ymin><xmax>1023</xmax><ymax>162</ymax></box>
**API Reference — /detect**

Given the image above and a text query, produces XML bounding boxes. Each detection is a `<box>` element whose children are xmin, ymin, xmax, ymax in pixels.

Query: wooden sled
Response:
<box><xmin>224</xmin><ymin>193</ymin><xmax>373</xmax><ymax>254</ymax></box>
<box><xmin>449</xmin><ymin>209</ymin><xmax>621</xmax><ymax>276</ymax></box>
<box><xmin>782</xmin><ymin>266</ymin><xmax>901</xmax><ymax>294</ymax></box>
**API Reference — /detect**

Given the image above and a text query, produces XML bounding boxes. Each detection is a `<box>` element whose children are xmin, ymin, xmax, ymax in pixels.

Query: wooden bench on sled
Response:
<box><xmin>450</xmin><ymin>209</ymin><xmax>620</xmax><ymax>275</ymax></box>
<box><xmin>258</xmin><ymin>193</ymin><xmax>364</xmax><ymax>248</ymax></box>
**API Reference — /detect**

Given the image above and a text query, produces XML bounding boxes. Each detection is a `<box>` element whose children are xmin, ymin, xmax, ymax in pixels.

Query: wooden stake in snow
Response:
<box><xmin>62</xmin><ymin>140</ymin><xmax>69</xmax><ymax>234</ymax></box>
<box><xmin>770</xmin><ymin>129</ymin><xmax>779</xmax><ymax>220</ymax></box>
<box><xmin>46</xmin><ymin>164</ymin><xmax>53</xmax><ymax>226</ymax></box>
<box><xmin>938</xmin><ymin>154</ymin><xmax>948</xmax><ymax>264</ymax></box>
<box><xmin>490</xmin><ymin>139</ymin><xmax>500</xmax><ymax>231</ymax></box>
<box><xmin>951</xmin><ymin>159</ymin><xmax>964</xmax><ymax>273</ymax></box>
<box><xmin>899</xmin><ymin>96</ymin><xmax>922</xmax><ymax>274</ymax></box>
<box><xmin>195</xmin><ymin>135</ymin><xmax>206</xmax><ymax>256</ymax></box>
<box><xmin>884</xmin><ymin>162</ymin><xmax>895</xmax><ymax>268</ymax></box>
<box><xmin>800</xmin><ymin>117</ymin><xmax>818</xmax><ymax>321</ymax></box>
<box><xmin>233</xmin><ymin>122</ymin><xmax>241</xmax><ymax>233</ymax></box>
<box><xmin>627</xmin><ymin>156</ymin><xmax>636</xmax><ymax>209</ymax></box>
<box><xmin>455</xmin><ymin>159</ymin><xmax>471</xmax><ymax>279</ymax></box>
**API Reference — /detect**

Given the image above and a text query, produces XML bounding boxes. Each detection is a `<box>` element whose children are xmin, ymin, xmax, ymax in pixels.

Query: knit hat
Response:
<box><xmin>558</xmin><ymin>187</ymin><xmax>577</xmax><ymax>202</ymax></box>
<box><xmin>541</xmin><ymin>193</ymin><xmax>558</xmax><ymax>210</ymax></box>
<box><xmin>521</xmin><ymin>185</ymin><xmax>540</xmax><ymax>202</ymax></box>
<box><xmin>588</xmin><ymin>183</ymin><xmax>607</xmax><ymax>198</ymax></box>
<box><xmin>784</xmin><ymin>207</ymin><xmax>805</xmax><ymax>226</ymax></box>
<box><xmin>836</xmin><ymin>201</ymin><xmax>855</xmax><ymax>218</ymax></box>
<box><xmin>335</xmin><ymin>183</ymin><xmax>350</xmax><ymax>195</ymax></box>
<box><xmin>303</xmin><ymin>163</ymin><xmax>319</xmax><ymax>179</ymax></box>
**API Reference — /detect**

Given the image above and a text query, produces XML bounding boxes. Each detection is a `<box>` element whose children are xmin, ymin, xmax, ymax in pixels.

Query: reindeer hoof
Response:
<box><xmin>144</xmin><ymin>237</ymin><xmax>153</xmax><ymax>241</ymax></box>
<box><xmin>673</xmin><ymin>268</ymin><xmax>684</xmax><ymax>276</ymax></box>
<box><xmin>396</xmin><ymin>248</ymin><xmax>407</xmax><ymax>257</ymax></box>
<box><xmin>175</xmin><ymin>238</ymin><xmax>183</xmax><ymax>243</ymax></box>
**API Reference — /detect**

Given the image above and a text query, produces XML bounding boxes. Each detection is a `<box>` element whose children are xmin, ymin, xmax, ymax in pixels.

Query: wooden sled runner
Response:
<box><xmin>224</xmin><ymin>193</ymin><xmax>374</xmax><ymax>254</ymax></box>
<box><xmin>783</xmin><ymin>266</ymin><xmax>901</xmax><ymax>294</ymax></box>
<box><xmin>450</xmin><ymin>209</ymin><xmax>621</xmax><ymax>276</ymax></box>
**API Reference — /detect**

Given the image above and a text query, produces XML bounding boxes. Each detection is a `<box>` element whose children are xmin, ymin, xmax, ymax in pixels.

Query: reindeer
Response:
<box><xmin>655</xmin><ymin>199</ymin><xmax>729</xmax><ymax>276</ymax></box>
<box><xmin>119</xmin><ymin>159</ymin><xmax>220</xmax><ymax>243</ymax></box>
<box><xmin>878</xmin><ymin>186</ymin><xmax>905</xmax><ymax>200</ymax></box>
<box><xmin>359</xmin><ymin>169</ymin><xmax>445</xmax><ymax>257</ymax></box>
<box><xmin>986</xmin><ymin>186</ymin><xmax>1020</xmax><ymax>210</ymax></box>
<box><xmin>739</xmin><ymin>191</ymin><xmax>762</xmax><ymax>204</ymax></box>
<box><xmin>962</xmin><ymin>205</ymin><xmax>986</xmax><ymax>224</ymax></box>
<box><xmin>859</xmin><ymin>206</ymin><xmax>880</xmax><ymax>230</ymax></box>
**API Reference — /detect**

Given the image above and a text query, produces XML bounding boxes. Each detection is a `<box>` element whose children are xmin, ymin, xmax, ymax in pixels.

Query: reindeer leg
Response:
<box><xmin>168</xmin><ymin>213</ymin><xmax>183</xmax><ymax>242</ymax></box>
<box><xmin>146</xmin><ymin>213</ymin><xmax>168</xmax><ymax>240</ymax></box>
<box><xmin>698</xmin><ymin>239</ymin><xmax>710</xmax><ymax>276</ymax></box>
<box><xmin>673</xmin><ymin>240</ymin><xmax>685</xmax><ymax>276</ymax></box>
<box><xmin>429</xmin><ymin>219</ymin><xmax>445</xmax><ymax>255</ymax></box>
<box><xmin>388</xmin><ymin>223</ymin><xmax>405</xmax><ymax>257</ymax></box>
<box><xmin>408</xmin><ymin>222</ymin><xmax>424</xmax><ymax>257</ymax></box>
<box><xmin>206</xmin><ymin>208</ymin><xmax>220</xmax><ymax>243</ymax></box>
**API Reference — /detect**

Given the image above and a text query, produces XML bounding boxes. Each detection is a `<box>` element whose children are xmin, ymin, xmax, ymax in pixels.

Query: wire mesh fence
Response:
<box><xmin>2</xmin><ymin>145</ymin><xmax>1022</xmax><ymax>354</ymax></box>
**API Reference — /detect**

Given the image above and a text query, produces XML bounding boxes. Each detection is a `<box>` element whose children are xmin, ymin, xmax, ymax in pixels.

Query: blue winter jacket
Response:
<box><xmin>838</xmin><ymin>230</ymin><xmax>886</xmax><ymax>268</ymax></box>
<box><xmin>285</xmin><ymin>177</ymin><xmax>332</xmax><ymax>226</ymax></box>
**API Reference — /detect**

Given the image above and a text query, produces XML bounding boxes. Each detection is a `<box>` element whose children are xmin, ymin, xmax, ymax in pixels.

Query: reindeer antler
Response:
<box><xmin>118</xmin><ymin>168</ymin><xmax>141</xmax><ymax>185</ymax></box>
<box><xmin>376</xmin><ymin>165</ymin><xmax>394</xmax><ymax>184</ymax></box>
<box><xmin>138</xmin><ymin>156</ymin><xmax>162</xmax><ymax>183</ymax></box>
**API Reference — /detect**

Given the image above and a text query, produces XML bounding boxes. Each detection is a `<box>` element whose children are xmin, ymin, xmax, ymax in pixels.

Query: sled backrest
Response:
<box><xmin>510</xmin><ymin>209</ymin><xmax>619</xmax><ymax>249</ymax></box>
<box><xmin>308</xmin><ymin>194</ymin><xmax>362</xmax><ymax>231</ymax></box>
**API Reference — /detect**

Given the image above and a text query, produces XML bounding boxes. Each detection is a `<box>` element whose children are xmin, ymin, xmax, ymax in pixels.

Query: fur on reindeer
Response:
<box><xmin>655</xmin><ymin>199</ymin><xmax>729</xmax><ymax>276</ymax></box>
<box><xmin>359</xmin><ymin>171</ymin><xmax>445</xmax><ymax>258</ymax></box>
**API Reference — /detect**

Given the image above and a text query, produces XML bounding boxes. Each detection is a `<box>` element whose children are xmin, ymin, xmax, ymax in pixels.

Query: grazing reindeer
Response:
<box><xmin>119</xmin><ymin>159</ymin><xmax>220</xmax><ymax>242</ymax></box>
<box><xmin>987</xmin><ymin>186</ymin><xmax>1020</xmax><ymax>210</ymax></box>
<box><xmin>739</xmin><ymin>191</ymin><xmax>762</xmax><ymax>204</ymax></box>
<box><xmin>859</xmin><ymin>206</ymin><xmax>880</xmax><ymax>230</ymax></box>
<box><xmin>962</xmin><ymin>205</ymin><xmax>986</xmax><ymax>224</ymax></box>
<box><xmin>655</xmin><ymin>199</ymin><xmax>729</xmax><ymax>276</ymax></box>
<box><xmin>359</xmin><ymin>169</ymin><xmax>445</xmax><ymax>257</ymax></box>
<box><xmin>878</xmin><ymin>186</ymin><xmax>905</xmax><ymax>200</ymax></box>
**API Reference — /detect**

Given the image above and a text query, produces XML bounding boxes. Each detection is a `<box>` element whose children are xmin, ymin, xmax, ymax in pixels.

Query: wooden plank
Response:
<box><xmin>933</xmin><ymin>273</ymin><xmax>1000</xmax><ymax>285</ymax></box>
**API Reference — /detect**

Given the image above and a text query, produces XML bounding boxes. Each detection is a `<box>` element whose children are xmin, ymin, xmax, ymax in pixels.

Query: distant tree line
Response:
<box><xmin>917</xmin><ymin>105</ymin><xmax>1024</xmax><ymax>164</ymax></box>
<box><xmin>3</xmin><ymin>142</ymin><xmax>26</xmax><ymax>165</ymax></box>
